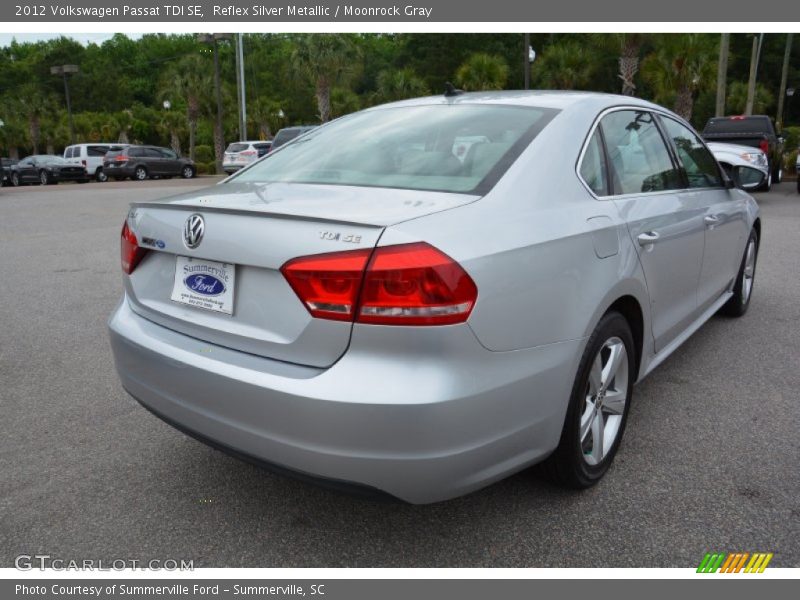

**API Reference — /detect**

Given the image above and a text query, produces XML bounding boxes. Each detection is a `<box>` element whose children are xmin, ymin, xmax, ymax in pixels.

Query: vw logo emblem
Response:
<box><xmin>183</xmin><ymin>214</ymin><xmax>205</xmax><ymax>249</ymax></box>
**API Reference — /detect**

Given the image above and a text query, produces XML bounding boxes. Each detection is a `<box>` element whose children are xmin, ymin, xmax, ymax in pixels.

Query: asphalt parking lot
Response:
<box><xmin>1</xmin><ymin>178</ymin><xmax>798</xmax><ymax>568</ymax></box>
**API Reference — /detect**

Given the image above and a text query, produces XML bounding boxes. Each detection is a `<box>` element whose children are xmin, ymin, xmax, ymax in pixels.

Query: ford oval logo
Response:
<box><xmin>184</xmin><ymin>274</ymin><xmax>225</xmax><ymax>296</ymax></box>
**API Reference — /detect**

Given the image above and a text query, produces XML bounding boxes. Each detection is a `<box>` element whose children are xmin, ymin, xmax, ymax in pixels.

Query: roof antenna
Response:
<box><xmin>444</xmin><ymin>82</ymin><xmax>464</xmax><ymax>97</ymax></box>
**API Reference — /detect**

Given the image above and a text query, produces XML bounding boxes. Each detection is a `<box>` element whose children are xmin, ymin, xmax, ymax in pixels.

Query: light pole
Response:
<box><xmin>197</xmin><ymin>33</ymin><xmax>233</xmax><ymax>174</ymax></box>
<box><xmin>236</xmin><ymin>33</ymin><xmax>247</xmax><ymax>142</ymax></box>
<box><xmin>51</xmin><ymin>64</ymin><xmax>79</xmax><ymax>145</ymax></box>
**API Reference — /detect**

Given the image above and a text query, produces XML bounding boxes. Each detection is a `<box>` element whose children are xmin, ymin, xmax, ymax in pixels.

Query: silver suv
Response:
<box><xmin>223</xmin><ymin>141</ymin><xmax>273</xmax><ymax>174</ymax></box>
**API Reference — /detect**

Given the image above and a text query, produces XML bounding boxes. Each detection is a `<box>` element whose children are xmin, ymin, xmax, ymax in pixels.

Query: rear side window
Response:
<box><xmin>579</xmin><ymin>129</ymin><xmax>609</xmax><ymax>196</ymax></box>
<box><xmin>660</xmin><ymin>117</ymin><xmax>723</xmax><ymax>189</ymax></box>
<box><xmin>87</xmin><ymin>145</ymin><xmax>110</xmax><ymax>157</ymax></box>
<box><xmin>600</xmin><ymin>110</ymin><xmax>682</xmax><ymax>195</ymax></box>
<box><xmin>128</xmin><ymin>148</ymin><xmax>143</xmax><ymax>157</ymax></box>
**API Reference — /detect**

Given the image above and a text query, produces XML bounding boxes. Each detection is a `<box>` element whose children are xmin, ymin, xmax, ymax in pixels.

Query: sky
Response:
<box><xmin>0</xmin><ymin>33</ymin><xmax>141</xmax><ymax>47</ymax></box>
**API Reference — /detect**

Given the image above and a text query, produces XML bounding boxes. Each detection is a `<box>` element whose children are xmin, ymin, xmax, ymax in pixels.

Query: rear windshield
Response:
<box><xmin>704</xmin><ymin>117</ymin><xmax>774</xmax><ymax>135</ymax></box>
<box><xmin>235</xmin><ymin>105</ymin><xmax>557</xmax><ymax>194</ymax></box>
<box><xmin>226</xmin><ymin>143</ymin><xmax>249</xmax><ymax>153</ymax></box>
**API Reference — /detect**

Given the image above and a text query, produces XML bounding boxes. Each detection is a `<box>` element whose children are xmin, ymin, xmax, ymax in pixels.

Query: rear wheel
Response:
<box><xmin>720</xmin><ymin>228</ymin><xmax>758</xmax><ymax>317</ymax></box>
<box><xmin>181</xmin><ymin>165</ymin><xmax>195</xmax><ymax>179</ymax></box>
<box><xmin>10</xmin><ymin>172</ymin><xmax>20</xmax><ymax>187</ymax></box>
<box><xmin>541</xmin><ymin>311</ymin><xmax>635</xmax><ymax>488</ymax></box>
<box><xmin>134</xmin><ymin>166</ymin><xmax>148</xmax><ymax>181</ymax></box>
<box><xmin>95</xmin><ymin>168</ymin><xmax>108</xmax><ymax>183</ymax></box>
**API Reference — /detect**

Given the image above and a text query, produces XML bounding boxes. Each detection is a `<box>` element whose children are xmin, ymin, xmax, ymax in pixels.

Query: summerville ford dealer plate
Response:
<box><xmin>170</xmin><ymin>256</ymin><xmax>235</xmax><ymax>315</ymax></box>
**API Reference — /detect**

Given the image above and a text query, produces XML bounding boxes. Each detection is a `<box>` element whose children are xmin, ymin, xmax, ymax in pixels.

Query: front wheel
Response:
<box><xmin>39</xmin><ymin>170</ymin><xmax>51</xmax><ymax>185</ymax></box>
<box><xmin>720</xmin><ymin>229</ymin><xmax>758</xmax><ymax>317</ymax></box>
<box><xmin>541</xmin><ymin>311</ymin><xmax>635</xmax><ymax>488</ymax></box>
<box><xmin>134</xmin><ymin>166</ymin><xmax>148</xmax><ymax>181</ymax></box>
<box><xmin>181</xmin><ymin>165</ymin><xmax>195</xmax><ymax>179</ymax></box>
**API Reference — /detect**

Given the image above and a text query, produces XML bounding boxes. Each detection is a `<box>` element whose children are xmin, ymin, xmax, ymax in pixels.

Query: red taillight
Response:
<box><xmin>121</xmin><ymin>221</ymin><xmax>147</xmax><ymax>275</ymax></box>
<box><xmin>280</xmin><ymin>242</ymin><xmax>477</xmax><ymax>326</ymax></box>
<box><xmin>759</xmin><ymin>139</ymin><xmax>769</xmax><ymax>153</ymax></box>
<box><xmin>115</xmin><ymin>155</ymin><xmax>129</xmax><ymax>162</ymax></box>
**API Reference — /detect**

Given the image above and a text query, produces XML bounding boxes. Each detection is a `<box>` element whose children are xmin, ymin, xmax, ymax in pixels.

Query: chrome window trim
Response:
<box><xmin>575</xmin><ymin>105</ymin><xmax>728</xmax><ymax>201</ymax></box>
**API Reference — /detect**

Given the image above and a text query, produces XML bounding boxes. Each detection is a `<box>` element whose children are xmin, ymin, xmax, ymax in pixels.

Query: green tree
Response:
<box><xmin>373</xmin><ymin>68</ymin><xmax>429</xmax><ymax>104</ymax></box>
<box><xmin>533</xmin><ymin>41</ymin><xmax>595</xmax><ymax>90</ymax></box>
<box><xmin>726</xmin><ymin>81</ymin><xmax>775</xmax><ymax>115</ymax></box>
<box><xmin>641</xmin><ymin>34</ymin><xmax>717</xmax><ymax>121</ymax></box>
<box><xmin>159</xmin><ymin>54</ymin><xmax>212</xmax><ymax>160</ymax></box>
<box><xmin>14</xmin><ymin>84</ymin><xmax>56</xmax><ymax>154</ymax></box>
<box><xmin>291</xmin><ymin>34</ymin><xmax>362</xmax><ymax>122</ymax></box>
<box><xmin>455</xmin><ymin>53</ymin><xmax>509</xmax><ymax>91</ymax></box>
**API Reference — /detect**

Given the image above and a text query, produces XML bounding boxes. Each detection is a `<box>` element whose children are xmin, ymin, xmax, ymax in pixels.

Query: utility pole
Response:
<box><xmin>715</xmin><ymin>33</ymin><xmax>729</xmax><ymax>117</ymax></box>
<box><xmin>523</xmin><ymin>33</ymin><xmax>530</xmax><ymax>90</ymax></box>
<box><xmin>745</xmin><ymin>33</ymin><xmax>764</xmax><ymax>115</ymax></box>
<box><xmin>50</xmin><ymin>64</ymin><xmax>79</xmax><ymax>145</ymax></box>
<box><xmin>197</xmin><ymin>33</ymin><xmax>233</xmax><ymax>174</ymax></box>
<box><xmin>776</xmin><ymin>33</ymin><xmax>794</xmax><ymax>131</ymax></box>
<box><xmin>236</xmin><ymin>33</ymin><xmax>247</xmax><ymax>141</ymax></box>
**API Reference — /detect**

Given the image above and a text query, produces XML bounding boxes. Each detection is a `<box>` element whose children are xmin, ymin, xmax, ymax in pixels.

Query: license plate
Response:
<box><xmin>170</xmin><ymin>256</ymin><xmax>235</xmax><ymax>314</ymax></box>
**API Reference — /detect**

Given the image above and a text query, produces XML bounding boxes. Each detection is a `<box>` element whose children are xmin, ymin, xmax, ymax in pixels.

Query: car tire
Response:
<box><xmin>774</xmin><ymin>165</ymin><xmax>783</xmax><ymax>185</ymax></box>
<box><xmin>181</xmin><ymin>165</ymin><xmax>195</xmax><ymax>179</ymax></box>
<box><xmin>757</xmin><ymin>171</ymin><xmax>772</xmax><ymax>192</ymax></box>
<box><xmin>96</xmin><ymin>168</ymin><xmax>108</xmax><ymax>183</ymax></box>
<box><xmin>10</xmin><ymin>172</ymin><xmax>20</xmax><ymax>187</ymax></box>
<box><xmin>540</xmin><ymin>311</ymin><xmax>635</xmax><ymax>488</ymax></box>
<box><xmin>720</xmin><ymin>228</ymin><xmax>758</xmax><ymax>318</ymax></box>
<box><xmin>134</xmin><ymin>166</ymin><xmax>148</xmax><ymax>181</ymax></box>
<box><xmin>39</xmin><ymin>170</ymin><xmax>51</xmax><ymax>185</ymax></box>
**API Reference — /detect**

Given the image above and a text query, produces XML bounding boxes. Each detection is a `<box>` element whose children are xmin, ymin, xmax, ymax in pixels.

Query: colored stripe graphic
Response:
<box><xmin>698</xmin><ymin>552</ymin><xmax>772</xmax><ymax>573</ymax></box>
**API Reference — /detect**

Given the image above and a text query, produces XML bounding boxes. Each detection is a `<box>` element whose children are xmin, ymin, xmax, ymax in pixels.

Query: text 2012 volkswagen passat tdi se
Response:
<box><xmin>109</xmin><ymin>92</ymin><xmax>764</xmax><ymax>503</ymax></box>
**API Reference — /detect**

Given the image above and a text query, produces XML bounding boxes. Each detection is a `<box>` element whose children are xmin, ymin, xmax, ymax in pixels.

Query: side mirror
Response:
<box><xmin>732</xmin><ymin>165</ymin><xmax>766</xmax><ymax>191</ymax></box>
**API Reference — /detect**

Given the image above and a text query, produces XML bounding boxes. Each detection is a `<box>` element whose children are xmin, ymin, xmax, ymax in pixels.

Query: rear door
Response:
<box><xmin>601</xmin><ymin>109</ymin><xmax>707</xmax><ymax>353</ymax></box>
<box><xmin>660</xmin><ymin>116</ymin><xmax>749</xmax><ymax>311</ymax></box>
<box><xmin>143</xmin><ymin>147</ymin><xmax>165</xmax><ymax>175</ymax></box>
<box><xmin>158</xmin><ymin>147</ymin><xmax>182</xmax><ymax>175</ymax></box>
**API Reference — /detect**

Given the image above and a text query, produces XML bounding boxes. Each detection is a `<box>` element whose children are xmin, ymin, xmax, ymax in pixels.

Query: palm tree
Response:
<box><xmin>590</xmin><ymin>34</ymin><xmax>647</xmax><ymax>96</ymax></box>
<box><xmin>291</xmin><ymin>34</ymin><xmax>362</xmax><ymax>122</ymax></box>
<box><xmin>0</xmin><ymin>102</ymin><xmax>28</xmax><ymax>159</ymax></box>
<box><xmin>373</xmin><ymin>68</ymin><xmax>429</xmax><ymax>103</ymax></box>
<box><xmin>157</xmin><ymin>109</ymin><xmax>185</xmax><ymax>155</ymax></box>
<box><xmin>533</xmin><ymin>42</ymin><xmax>594</xmax><ymax>90</ymax></box>
<box><xmin>15</xmin><ymin>84</ymin><xmax>55</xmax><ymax>154</ymax></box>
<box><xmin>248</xmin><ymin>97</ymin><xmax>284</xmax><ymax>140</ymax></box>
<box><xmin>160</xmin><ymin>54</ymin><xmax>212</xmax><ymax>160</ymax></box>
<box><xmin>641</xmin><ymin>34</ymin><xmax>717</xmax><ymax>121</ymax></box>
<box><xmin>727</xmin><ymin>81</ymin><xmax>774</xmax><ymax>115</ymax></box>
<box><xmin>455</xmin><ymin>53</ymin><xmax>509</xmax><ymax>91</ymax></box>
<box><xmin>330</xmin><ymin>87</ymin><xmax>361</xmax><ymax>119</ymax></box>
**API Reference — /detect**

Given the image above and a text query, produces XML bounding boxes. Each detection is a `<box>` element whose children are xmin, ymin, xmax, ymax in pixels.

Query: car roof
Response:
<box><xmin>366</xmin><ymin>90</ymin><xmax>667</xmax><ymax>114</ymax></box>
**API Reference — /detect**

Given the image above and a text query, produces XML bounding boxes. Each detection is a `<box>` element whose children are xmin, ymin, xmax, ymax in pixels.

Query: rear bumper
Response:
<box><xmin>222</xmin><ymin>163</ymin><xmax>246</xmax><ymax>173</ymax></box>
<box><xmin>104</xmin><ymin>165</ymin><xmax>136</xmax><ymax>178</ymax></box>
<box><xmin>108</xmin><ymin>297</ymin><xmax>582</xmax><ymax>503</ymax></box>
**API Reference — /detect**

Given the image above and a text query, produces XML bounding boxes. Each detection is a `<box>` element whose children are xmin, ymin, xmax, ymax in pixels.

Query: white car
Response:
<box><xmin>223</xmin><ymin>141</ymin><xmax>273</xmax><ymax>174</ymax></box>
<box><xmin>64</xmin><ymin>143</ymin><xmax>128</xmax><ymax>182</ymax></box>
<box><xmin>707</xmin><ymin>142</ymin><xmax>770</xmax><ymax>191</ymax></box>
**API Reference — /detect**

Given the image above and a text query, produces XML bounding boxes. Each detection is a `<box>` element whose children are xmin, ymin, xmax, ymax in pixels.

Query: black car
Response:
<box><xmin>702</xmin><ymin>115</ymin><xmax>785</xmax><ymax>189</ymax></box>
<box><xmin>103</xmin><ymin>145</ymin><xmax>196</xmax><ymax>181</ymax></box>
<box><xmin>270</xmin><ymin>126</ymin><xmax>317</xmax><ymax>151</ymax></box>
<box><xmin>1</xmin><ymin>158</ymin><xmax>18</xmax><ymax>186</ymax></box>
<box><xmin>10</xmin><ymin>155</ymin><xmax>89</xmax><ymax>186</ymax></box>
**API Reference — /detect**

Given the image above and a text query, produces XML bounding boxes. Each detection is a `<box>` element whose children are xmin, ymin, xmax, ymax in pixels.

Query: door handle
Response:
<box><xmin>704</xmin><ymin>215</ymin><xmax>720</xmax><ymax>226</ymax></box>
<box><xmin>637</xmin><ymin>231</ymin><xmax>660</xmax><ymax>246</ymax></box>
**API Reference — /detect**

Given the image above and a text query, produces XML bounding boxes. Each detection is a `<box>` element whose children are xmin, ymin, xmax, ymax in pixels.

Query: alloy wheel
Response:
<box><xmin>580</xmin><ymin>337</ymin><xmax>629</xmax><ymax>466</ymax></box>
<box><xmin>742</xmin><ymin>238</ymin><xmax>756</xmax><ymax>303</ymax></box>
<box><xmin>135</xmin><ymin>167</ymin><xmax>147</xmax><ymax>181</ymax></box>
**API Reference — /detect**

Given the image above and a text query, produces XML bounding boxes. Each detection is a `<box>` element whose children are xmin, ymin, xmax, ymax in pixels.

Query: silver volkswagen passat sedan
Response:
<box><xmin>109</xmin><ymin>91</ymin><xmax>763</xmax><ymax>503</ymax></box>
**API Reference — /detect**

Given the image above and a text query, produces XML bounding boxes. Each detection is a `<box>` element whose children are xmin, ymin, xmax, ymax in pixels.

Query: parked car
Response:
<box><xmin>10</xmin><ymin>155</ymin><xmax>89</xmax><ymax>186</ymax></box>
<box><xmin>702</xmin><ymin>115</ymin><xmax>784</xmax><ymax>189</ymax></box>
<box><xmin>270</xmin><ymin>126</ymin><xmax>317</xmax><ymax>151</ymax></box>
<box><xmin>707</xmin><ymin>142</ymin><xmax>770</xmax><ymax>189</ymax></box>
<box><xmin>110</xmin><ymin>92</ymin><xmax>764</xmax><ymax>504</ymax></box>
<box><xmin>223</xmin><ymin>140</ymin><xmax>273</xmax><ymax>174</ymax></box>
<box><xmin>1</xmin><ymin>157</ymin><xmax>17</xmax><ymax>186</ymax></box>
<box><xmin>103</xmin><ymin>145</ymin><xmax>196</xmax><ymax>181</ymax></box>
<box><xmin>64</xmin><ymin>143</ymin><xmax>126</xmax><ymax>182</ymax></box>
